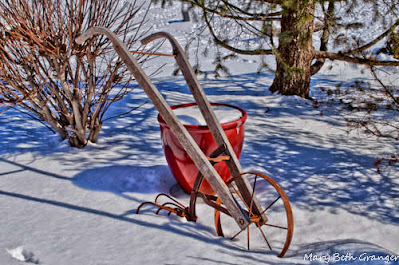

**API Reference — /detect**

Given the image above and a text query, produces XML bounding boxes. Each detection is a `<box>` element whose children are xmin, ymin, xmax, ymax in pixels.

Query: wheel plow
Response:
<box><xmin>76</xmin><ymin>27</ymin><xmax>293</xmax><ymax>258</ymax></box>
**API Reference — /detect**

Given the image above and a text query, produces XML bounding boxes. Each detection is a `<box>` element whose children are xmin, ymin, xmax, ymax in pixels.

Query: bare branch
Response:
<box><xmin>0</xmin><ymin>0</ymin><xmax>152</xmax><ymax>148</ymax></box>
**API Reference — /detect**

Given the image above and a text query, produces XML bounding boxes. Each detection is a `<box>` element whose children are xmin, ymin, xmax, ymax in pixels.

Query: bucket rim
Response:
<box><xmin>157</xmin><ymin>102</ymin><xmax>247</xmax><ymax>132</ymax></box>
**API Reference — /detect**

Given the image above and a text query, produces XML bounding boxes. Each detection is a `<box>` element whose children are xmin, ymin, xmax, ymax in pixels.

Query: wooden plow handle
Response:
<box><xmin>141</xmin><ymin>32</ymin><xmax>266</xmax><ymax>223</ymax></box>
<box><xmin>141</xmin><ymin>32</ymin><xmax>244</xmax><ymax>175</ymax></box>
<box><xmin>76</xmin><ymin>27</ymin><xmax>250</xmax><ymax>229</ymax></box>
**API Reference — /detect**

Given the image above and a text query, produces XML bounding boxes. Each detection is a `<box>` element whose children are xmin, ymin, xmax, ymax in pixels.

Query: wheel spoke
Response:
<box><xmin>258</xmin><ymin>226</ymin><xmax>272</xmax><ymax>251</ymax></box>
<box><xmin>231</xmin><ymin>182</ymin><xmax>251</xmax><ymax>212</ymax></box>
<box><xmin>214</xmin><ymin>172</ymin><xmax>294</xmax><ymax>258</ymax></box>
<box><xmin>248</xmin><ymin>174</ymin><xmax>258</xmax><ymax>219</ymax></box>
<box><xmin>231</xmin><ymin>227</ymin><xmax>245</xmax><ymax>240</ymax></box>
<box><xmin>260</xmin><ymin>195</ymin><xmax>281</xmax><ymax>216</ymax></box>
<box><xmin>247</xmin><ymin>226</ymin><xmax>250</xmax><ymax>250</ymax></box>
<box><xmin>264</xmin><ymin>223</ymin><xmax>288</xmax><ymax>230</ymax></box>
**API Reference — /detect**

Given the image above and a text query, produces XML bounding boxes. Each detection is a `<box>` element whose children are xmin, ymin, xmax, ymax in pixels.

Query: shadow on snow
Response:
<box><xmin>0</xmin><ymin>72</ymin><xmax>398</xmax><ymax>226</ymax></box>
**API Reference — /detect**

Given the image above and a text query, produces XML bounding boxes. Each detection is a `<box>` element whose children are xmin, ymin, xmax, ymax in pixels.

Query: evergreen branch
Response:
<box><xmin>343</xmin><ymin>19</ymin><xmax>399</xmax><ymax>56</ymax></box>
<box><xmin>369</xmin><ymin>66</ymin><xmax>399</xmax><ymax>106</ymax></box>
<box><xmin>194</xmin><ymin>4</ymin><xmax>281</xmax><ymax>21</ymax></box>
<box><xmin>203</xmin><ymin>11</ymin><xmax>273</xmax><ymax>56</ymax></box>
<box><xmin>216</xmin><ymin>0</ymin><xmax>281</xmax><ymax>18</ymax></box>
<box><xmin>313</xmin><ymin>50</ymin><xmax>399</xmax><ymax>66</ymax></box>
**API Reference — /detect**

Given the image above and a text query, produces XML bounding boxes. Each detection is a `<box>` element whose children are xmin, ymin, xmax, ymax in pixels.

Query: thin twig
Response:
<box><xmin>10</xmin><ymin>106</ymin><xmax>56</xmax><ymax>134</ymax></box>
<box><xmin>102</xmin><ymin>101</ymin><xmax>148</xmax><ymax>122</ymax></box>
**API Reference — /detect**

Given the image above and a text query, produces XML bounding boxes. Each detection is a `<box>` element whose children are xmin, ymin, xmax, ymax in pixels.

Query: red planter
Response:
<box><xmin>158</xmin><ymin>102</ymin><xmax>247</xmax><ymax>195</ymax></box>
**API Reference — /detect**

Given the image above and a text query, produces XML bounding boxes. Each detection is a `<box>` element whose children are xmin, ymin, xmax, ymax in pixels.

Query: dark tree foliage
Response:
<box><xmin>153</xmin><ymin>0</ymin><xmax>399</xmax><ymax>145</ymax></box>
<box><xmin>157</xmin><ymin>0</ymin><xmax>399</xmax><ymax>99</ymax></box>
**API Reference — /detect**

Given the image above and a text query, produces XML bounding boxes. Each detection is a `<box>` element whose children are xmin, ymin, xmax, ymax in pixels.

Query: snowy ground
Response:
<box><xmin>1</xmin><ymin>2</ymin><xmax>399</xmax><ymax>265</ymax></box>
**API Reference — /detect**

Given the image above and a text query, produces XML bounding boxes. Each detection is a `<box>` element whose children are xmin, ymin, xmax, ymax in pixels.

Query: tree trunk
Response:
<box><xmin>270</xmin><ymin>1</ymin><xmax>315</xmax><ymax>98</ymax></box>
<box><xmin>88</xmin><ymin>120</ymin><xmax>102</xmax><ymax>143</ymax></box>
<box><xmin>68</xmin><ymin>137</ymin><xmax>83</xmax><ymax>149</ymax></box>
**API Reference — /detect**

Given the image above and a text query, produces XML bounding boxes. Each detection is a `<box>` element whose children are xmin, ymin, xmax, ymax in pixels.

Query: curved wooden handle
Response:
<box><xmin>75</xmin><ymin>27</ymin><xmax>251</xmax><ymax>230</ymax></box>
<box><xmin>141</xmin><ymin>31</ymin><xmax>263</xmax><ymax>218</ymax></box>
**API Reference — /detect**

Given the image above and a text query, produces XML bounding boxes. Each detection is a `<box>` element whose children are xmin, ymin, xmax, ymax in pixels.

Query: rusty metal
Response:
<box><xmin>76</xmin><ymin>28</ymin><xmax>294</xmax><ymax>258</ymax></box>
<box><xmin>214</xmin><ymin>197</ymin><xmax>224</xmax><ymax>237</ymax></box>
<box><xmin>214</xmin><ymin>172</ymin><xmax>294</xmax><ymax>258</ymax></box>
<box><xmin>137</xmin><ymin>144</ymin><xmax>231</xmax><ymax>221</ymax></box>
<box><xmin>136</xmin><ymin>193</ymin><xmax>190</xmax><ymax>219</ymax></box>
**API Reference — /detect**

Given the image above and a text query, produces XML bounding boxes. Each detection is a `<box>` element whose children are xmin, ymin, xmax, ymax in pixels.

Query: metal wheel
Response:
<box><xmin>214</xmin><ymin>172</ymin><xmax>294</xmax><ymax>257</ymax></box>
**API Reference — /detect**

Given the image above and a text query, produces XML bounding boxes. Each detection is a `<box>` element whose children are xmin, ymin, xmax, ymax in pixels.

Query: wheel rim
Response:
<box><xmin>215</xmin><ymin>172</ymin><xmax>294</xmax><ymax>258</ymax></box>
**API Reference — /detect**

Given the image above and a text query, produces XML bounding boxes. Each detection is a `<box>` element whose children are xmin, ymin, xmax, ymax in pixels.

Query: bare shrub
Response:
<box><xmin>0</xmin><ymin>0</ymin><xmax>152</xmax><ymax>148</ymax></box>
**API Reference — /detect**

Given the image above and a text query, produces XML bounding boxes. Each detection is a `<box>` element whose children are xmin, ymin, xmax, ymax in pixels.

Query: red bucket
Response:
<box><xmin>158</xmin><ymin>102</ymin><xmax>247</xmax><ymax>195</ymax></box>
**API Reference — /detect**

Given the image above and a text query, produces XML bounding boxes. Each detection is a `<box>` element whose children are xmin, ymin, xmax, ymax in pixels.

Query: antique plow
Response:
<box><xmin>76</xmin><ymin>28</ymin><xmax>293</xmax><ymax>257</ymax></box>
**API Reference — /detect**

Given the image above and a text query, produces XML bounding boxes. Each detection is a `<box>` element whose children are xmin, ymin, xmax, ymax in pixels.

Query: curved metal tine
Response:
<box><xmin>140</xmin><ymin>201</ymin><xmax>178</xmax><ymax>215</ymax></box>
<box><xmin>156</xmin><ymin>205</ymin><xmax>179</xmax><ymax>215</ymax></box>
<box><xmin>136</xmin><ymin>201</ymin><xmax>163</xmax><ymax>214</ymax></box>
<box><xmin>155</xmin><ymin>193</ymin><xmax>186</xmax><ymax>208</ymax></box>
<box><xmin>156</xmin><ymin>202</ymin><xmax>184</xmax><ymax>215</ymax></box>
<box><xmin>136</xmin><ymin>201</ymin><xmax>180</xmax><ymax>215</ymax></box>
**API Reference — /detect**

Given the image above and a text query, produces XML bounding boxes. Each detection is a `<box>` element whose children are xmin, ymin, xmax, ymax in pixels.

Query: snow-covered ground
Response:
<box><xmin>1</xmin><ymin>2</ymin><xmax>398</xmax><ymax>265</ymax></box>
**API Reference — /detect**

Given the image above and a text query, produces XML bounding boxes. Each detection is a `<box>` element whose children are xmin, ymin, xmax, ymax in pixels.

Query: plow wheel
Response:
<box><xmin>214</xmin><ymin>172</ymin><xmax>294</xmax><ymax>258</ymax></box>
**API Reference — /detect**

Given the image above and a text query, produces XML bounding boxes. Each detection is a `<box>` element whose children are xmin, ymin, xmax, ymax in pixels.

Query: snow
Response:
<box><xmin>173</xmin><ymin>104</ymin><xmax>243</xmax><ymax>126</ymax></box>
<box><xmin>1</xmin><ymin>2</ymin><xmax>398</xmax><ymax>265</ymax></box>
<box><xmin>6</xmin><ymin>246</ymin><xmax>38</xmax><ymax>264</ymax></box>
